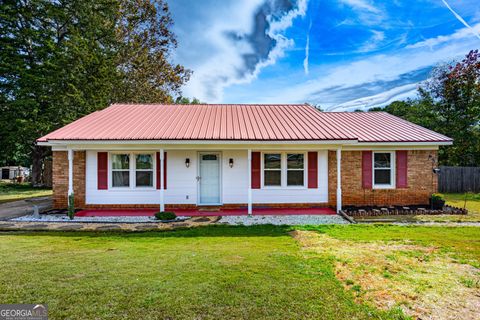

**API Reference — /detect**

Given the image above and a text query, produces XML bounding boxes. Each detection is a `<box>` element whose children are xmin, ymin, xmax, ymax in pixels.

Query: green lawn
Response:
<box><xmin>0</xmin><ymin>226</ymin><xmax>405</xmax><ymax>320</ymax></box>
<box><xmin>1</xmin><ymin>226</ymin><xmax>479</xmax><ymax>319</ymax></box>
<box><xmin>0</xmin><ymin>180</ymin><xmax>52</xmax><ymax>203</ymax></box>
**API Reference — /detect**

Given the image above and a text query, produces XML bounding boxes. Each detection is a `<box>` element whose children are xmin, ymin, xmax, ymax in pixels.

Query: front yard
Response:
<box><xmin>0</xmin><ymin>225</ymin><xmax>478</xmax><ymax>319</ymax></box>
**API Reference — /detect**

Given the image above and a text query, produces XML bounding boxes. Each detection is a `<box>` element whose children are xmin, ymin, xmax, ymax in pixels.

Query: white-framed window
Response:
<box><xmin>135</xmin><ymin>154</ymin><xmax>154</xmax><ymax>187</ymax></box>
<box><xmin>373</xmin><ymin>151</ymin><xmax>395</xmax><ymax>188</ymax></box>
<box><xmin>110</xmin><ymin>152</ymin><xmax>155</xmax><ymax>189</ymax></box>
<box><xmin>111</xmin><ymin>154</ymin><xmax>130</xmax><ymax>187</ymax></box>
<box><xmin>262</xmin><ymin>152</ymin><xmax>306</xmax><ymax>188</ymax></box>
<box><xmin>263</xmin><ymin>153</ymin><xmax>282</xmax><ymax>186</ymax></box>
<box><xmin>286</xmin><ymin>153</ymin><xmax>304</xmax><ymax>186</ymax></box>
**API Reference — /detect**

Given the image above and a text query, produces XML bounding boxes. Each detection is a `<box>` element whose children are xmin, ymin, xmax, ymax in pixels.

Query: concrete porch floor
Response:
<box><xmin>75</xmin><ymin>207</ymin><xmax>336</xmax><ymax>217</ymax></box>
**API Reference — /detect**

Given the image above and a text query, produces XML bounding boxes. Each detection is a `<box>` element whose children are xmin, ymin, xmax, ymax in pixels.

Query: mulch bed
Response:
<box><xmin>342</xmin><ymin>205</ymin><xmax>467</xmax><ymax>217</ymax></box>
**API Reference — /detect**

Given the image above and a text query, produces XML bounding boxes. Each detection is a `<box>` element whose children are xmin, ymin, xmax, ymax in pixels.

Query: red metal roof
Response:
<box><xmin>37</xmin><ymin>104</ymin><xmax>452</xmax><ymax>143</ymax></box>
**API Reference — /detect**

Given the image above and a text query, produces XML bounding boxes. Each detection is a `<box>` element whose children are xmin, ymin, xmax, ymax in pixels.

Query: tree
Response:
<box><xmin>175</xmin><ymin>96</ymin><xmax>202</xmax><ymax>104</ymax></box>
<box><xmin>0</xmin><ymin>0</ymin><xmax>191</xmax><ymax>184</ymax></box>
<box><xmin>113</xmin><ymin>0</ymin><xmax>191</xmax><ymax>103</ymax></box>
<box><xmin>372</xmin><ymin>50</ymin><xmax>480</xmax><ymax>166</ymax></box>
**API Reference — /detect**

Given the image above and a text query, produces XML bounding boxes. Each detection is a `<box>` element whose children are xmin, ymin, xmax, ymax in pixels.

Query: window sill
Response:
<box><xmin>372</xmin><ymin>185</ymin><xmax>395</xmax><ymax>190</ymax></box>
<box><xmin>261</xmin><ymin>186</ymin><xmax>308</xmax><ymax>190</ymax></box>
<box><xmin>108</xmin><ymin>187</ymin><xmax>157</xmax><ymax>191</ymax></box>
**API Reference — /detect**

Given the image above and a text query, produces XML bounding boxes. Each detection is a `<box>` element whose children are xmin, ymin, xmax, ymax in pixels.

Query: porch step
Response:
<box><xmin>198</xmin><ymin>206</ymin><xmax>221</xmax><ymax>212</ymax></box>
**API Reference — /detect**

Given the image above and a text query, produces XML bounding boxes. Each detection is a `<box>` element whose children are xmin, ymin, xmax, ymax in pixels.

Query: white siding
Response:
<box><xmin>85</xmin><ymin>149</ymin><xmax>329</xmax><ymax>205</ymax></box>
<box><xmin>252</xmin><ymin>150</ymin><xmax>328</xmax><ymax>204</ymax></box>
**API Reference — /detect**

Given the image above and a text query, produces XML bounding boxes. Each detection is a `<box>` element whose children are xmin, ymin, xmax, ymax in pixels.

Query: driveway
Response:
<box><xmin>0</xmin><ymin>196</ymin><xmax>52</xmax><ymax>220</ymax></box>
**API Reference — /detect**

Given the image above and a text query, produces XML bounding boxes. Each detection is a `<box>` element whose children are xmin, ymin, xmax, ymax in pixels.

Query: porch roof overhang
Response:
<box><xmin>38</xmin><ymin>138</ymin><xmax>452</xmax><ymax>151</ymax></box>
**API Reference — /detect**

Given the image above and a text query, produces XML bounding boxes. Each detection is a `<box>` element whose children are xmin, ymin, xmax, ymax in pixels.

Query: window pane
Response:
<box><xmin>264</xmin><ymin>171</ymin><xmax>281</xmax><ymax>186</ymax></box>
<box><xmin>112</xmin><ymin>171</ymin><xmax>129</xmax><ymax>187</ymax></box>
<box><xmin>112</xmin><ymin>154</ymin><xmax>129</xmax><ymax>169</ymax></box>
<box><xmin>287</xmin><ymin>170</ymin><xmax>304</xmax><ymax>186</ymax></box>
<box><xmin>264</xmin><ymin>154</ymin><xmax>281</xmax><ymax>169</ymax></box>
<box><xmin>287</xmin><ymin>154</ymin><xmax>304</xmax><ymax>169</ymax></box>
<box><xmin>374</xmin><ymin>169</ymin><xmax>391</xmax><ymax>185</ymax></box>
<box><xmin>374</xmin><ymin>153</ymin><xmax>391</xmax><ymax>168</ymax></box>
<box><xmin>136</xmin><ymin>154</ymin><xmax>153</xmax><ymax>169</ymax></box>
<box><xmin>202</xmin><ymin>154</ymin><xmax>217</xmax><ymax>161</ymax></box>
<box><xmin>136</xmin><ymin>171</ymin><xmax>153</xmax><ymax>187</ymax></box>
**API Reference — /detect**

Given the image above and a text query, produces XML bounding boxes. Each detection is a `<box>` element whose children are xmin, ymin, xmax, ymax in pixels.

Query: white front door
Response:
<box><xmin>198</xmin><ymin>152</ymin><xmax>221</xmax><ymax>205</ymax></box>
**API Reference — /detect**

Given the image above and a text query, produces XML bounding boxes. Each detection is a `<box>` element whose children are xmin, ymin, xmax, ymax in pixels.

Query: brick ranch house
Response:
<box><xmin>37</xmin><ymin>104</ymin><xmax>452</xmax><ymax>214</ymax></box>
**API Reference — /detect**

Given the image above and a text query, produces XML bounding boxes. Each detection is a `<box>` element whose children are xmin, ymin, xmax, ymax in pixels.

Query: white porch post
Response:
<box><xmin>247</xmin><ymin>149</ymin><xmax>252</xmax><ymax>215</ymax></box>
<box><xmin>160</xmin><ymin>149</ymin><xmax>165</xmax><ymax>212</ymax></box>
<box><xmin>336</xmin><ymin>147</ymin><xmax>342</xmax><ymax>213</ymax></box>
<box><xmin>67</xmin><ymin>148</ymin><xmax>74</xmax><ymax>202</ymax></box>
<box><xmin>67</xmin><ymin>148</ymin><xmax>73</xmax><ymax>195</ymax></box>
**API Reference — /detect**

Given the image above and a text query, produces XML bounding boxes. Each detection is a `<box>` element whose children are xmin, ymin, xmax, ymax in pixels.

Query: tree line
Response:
<box><xmin>0</xmin><ymin>0</ymin><xmax>191</xmax><ymax>183</ymax></box>
<box><xmin>368</xmin><ymin>50</ymin><xmax>480</xmax><ymax>167</ymax></box>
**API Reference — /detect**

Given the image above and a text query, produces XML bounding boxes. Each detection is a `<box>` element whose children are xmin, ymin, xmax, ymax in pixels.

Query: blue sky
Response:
<box><xmin>168</xmin><ymin>0</ymin><xmax>480</xmax><ymax>110</ymax></box>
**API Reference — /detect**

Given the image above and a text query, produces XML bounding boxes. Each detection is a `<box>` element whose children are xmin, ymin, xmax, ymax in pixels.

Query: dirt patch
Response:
<box><xmin>291</xmin><ymin>230</ymin><xmax>480</xmax><ymax>320</ymax></box>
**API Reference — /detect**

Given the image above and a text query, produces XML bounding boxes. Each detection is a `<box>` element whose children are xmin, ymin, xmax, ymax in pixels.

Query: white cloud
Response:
<box><xmin>170</xmin><ymin>0</ymin><xmax>307</xmax><ymax>102</ymax></box>
<box><xmin>339</xmin><ymin>0</ymin><xmax>380</xmax><ymax>14</ymax></box>
<box><xmin>338</xmin><ymin>0</ymin><xmax>385</xmax><ymax>25</ymax></box>
<box><xmin>406</xmin><ymin>23</ymin><xmax>480</xmax><ymax>49</ymax></box>
<box><xmin>249</xmin><ymin>23</ymin><xmax>479</xmax><ymax>109</ymax></box>
<box><xmin>357</xmin><ymin>30</ymin><xmax>385</xmax><ymax>53</ymax></box>
<box><xmin>327</xmin><ymin>83</ymin><xmax>418</xmax><ymax>111</ymax></box>
<box><xmin>303</xmin><ymin>19</ymin><xmax>313</xmax><ymax>75</ymax></box>
<box><xmin>441</xmin><ymin>0</ymin><xmax>480</xmax><ymax>40</ymax></box>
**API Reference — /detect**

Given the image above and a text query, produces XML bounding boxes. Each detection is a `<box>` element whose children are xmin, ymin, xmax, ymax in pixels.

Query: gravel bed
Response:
<box><xmin>218</xmin><ymin>215</ymin><xmax>348</xmax><ymax>226</ymax></box>
<box><xmin>11</xmin><ymin>214</ymin><xmax>189</xmax><ymax>223</ymax></box>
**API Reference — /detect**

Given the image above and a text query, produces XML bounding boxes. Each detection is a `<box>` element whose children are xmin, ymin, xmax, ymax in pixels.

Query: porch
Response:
<box><xmin>76</xmin><ymin>207</ymin><xmax>337</xmax><ymax>217</ymax></box>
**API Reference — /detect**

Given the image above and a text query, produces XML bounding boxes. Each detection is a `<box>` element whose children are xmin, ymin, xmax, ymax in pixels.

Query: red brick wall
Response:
<box><xmin>329</xmin><ymin>150</ymin><xmax>437</xmax><ymax>207</ymax></box>
<box><xmin>52</xmin><ymin>151</ymin><xmax>85</xmax><ymax>209</ymax></box>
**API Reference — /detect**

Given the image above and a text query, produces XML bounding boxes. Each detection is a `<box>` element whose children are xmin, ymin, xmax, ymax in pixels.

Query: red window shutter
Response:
<box><xmin>307</xmin><ymin>152</ymin><xmax>318</xmax><ymax>188</ymax></box>
<box><xmin>362</xmin><ymin>151</ymin><xmax>372</xmax><ymax>189</ymax></box>
<box><xmin>396</xmin><ymin>150</ymin><xmax>408</xmax><ymax>188</ymax></box>
<box><xmin>156</xmin><ymin>152</ymin><xmax>167</xmax><ymax>190</ymax></box>
<box><xmin>251</xmin><ymin>152</ymin><xmax>261</xmax><ymax>189</ymax></box>
<box><xmin>97</xmin><ymin>152</ymin><xmax>108</xmax><ymax>190</ymax></box>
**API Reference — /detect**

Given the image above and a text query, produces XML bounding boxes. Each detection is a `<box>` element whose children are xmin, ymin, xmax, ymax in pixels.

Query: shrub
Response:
<box><xmin>155</xmin><ymin>211</ymin><xmax>177</xmax><ymax>221</ymax></box>
<box><xmin>430</xmin><ymin>193</ymin><xmax>444</xmax><ymax>201</ymax></box>
<box><xmin>68</xmin><ymin>193</ymin><xmax>75</xmax><ymax>220</ymax></box>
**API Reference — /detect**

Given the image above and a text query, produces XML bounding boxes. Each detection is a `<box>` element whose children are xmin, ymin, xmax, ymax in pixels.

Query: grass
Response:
<box><xmin>414</xmin><ymin>193</ymin><xmax>480</xmax><ymax>222</ymax></box>
<box><xmin>0</xmin><ymin>180</ymin><xmax>52</xmax><ymax>203</ymax></box>
<box><xmin>1</xmin><ymin>225</ymin><xmax>478</xmax><ymax>319</ymax></box>
<box><xmin>0</xmin><ymin>226</ymin><xmax>402</xmax><ymax>320</ymax></box>
<box><xmin>294</xmin><ymin>225</ymin><xmax>480</xmax><ymax>319</ymax></box>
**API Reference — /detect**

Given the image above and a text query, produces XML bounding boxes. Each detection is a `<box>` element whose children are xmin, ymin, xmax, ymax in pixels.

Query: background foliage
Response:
<box><xmin>0</xmin><ymin>0</ymin><xmax>190</xmax><ymax>177</ymax></box>
<box><xmin>370</xmin><ymin>50</ymin><xmax>480</xmax><ymax>166</ymax></box>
